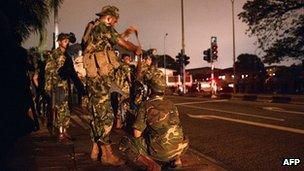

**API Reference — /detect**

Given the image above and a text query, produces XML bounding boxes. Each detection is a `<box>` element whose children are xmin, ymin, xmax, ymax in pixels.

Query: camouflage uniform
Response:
<box><xmin>120</xmin><ymin>68</ymin><xmax>189</xmax><ymax>163</ymax></box>
<box><xmin>111</xmin><ymin>61</ymin><xmax>132</xmax><ymax>126</ymax></box>
<box><xmin>83</xmin><ymin>16</ymin><xmax>122</xmax><ymax>144</ymax></box>
<box><xmin>44</xmin><ymin>48</ymin><xmax>70</xmax><ymax>129</ymax></box>
<box><xmin>114</xmin><ymin>62</ymin><xmax>131</xmax><ymax>96</ymax></box>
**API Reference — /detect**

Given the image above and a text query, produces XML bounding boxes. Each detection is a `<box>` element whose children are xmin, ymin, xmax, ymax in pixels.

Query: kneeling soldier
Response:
<box><xmin>120</xmin><ymin>69</ymin><xmax>189</xmax><ymax>171</ymax></box>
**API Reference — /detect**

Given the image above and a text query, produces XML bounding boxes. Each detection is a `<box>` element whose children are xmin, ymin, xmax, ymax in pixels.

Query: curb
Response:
<box><xmin>231</xmin><ymin>94</ymin><xmax>304</xmax><ymax>104</ymax></box>
<box><xmin>188</xmin><ymin>148</ymin><xmax>227</xmax><ymax>171</ymax></box>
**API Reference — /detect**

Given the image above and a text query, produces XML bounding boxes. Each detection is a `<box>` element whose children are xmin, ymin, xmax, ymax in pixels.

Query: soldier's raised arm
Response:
<box><xmin>117</xmin><ymin>37</ymin><xmax>142</xmax><ymax>56</ymax></box>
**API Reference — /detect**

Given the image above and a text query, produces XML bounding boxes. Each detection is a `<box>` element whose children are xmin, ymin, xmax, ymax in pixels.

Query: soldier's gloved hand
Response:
<box><xmin>121</xmin><ymin>26</ymin><xmax>138</xmax><ymax>40</ymax></box>
<box><xmin>125</xmin><ymin>26</ymin><xmax>137</xmax><ymax>35</ymax></box>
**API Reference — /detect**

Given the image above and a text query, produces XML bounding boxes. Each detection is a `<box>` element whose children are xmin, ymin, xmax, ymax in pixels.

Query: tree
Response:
<box><xmin>238</xmin><ymin>0</ymin><xmax>304</xmax><ymax>64</ymax></box>
<box><xmin>0</xmin><ymin>0</ymin><xmax>63</xmax><ymax>45</ymax></box>
<box><xmin>0</xmin><ymin>1</ymin><xmax>64</xmax><ymax>160</ymax></box>
<box><xmin>235</xmin><ymin>54</ymin><xmax>266</xmax><ymax>93</ymax></box>
<box><xmin>154</xmin><ymin>54</ymin><xmax>180</xmax><ymax>71</ymax></box>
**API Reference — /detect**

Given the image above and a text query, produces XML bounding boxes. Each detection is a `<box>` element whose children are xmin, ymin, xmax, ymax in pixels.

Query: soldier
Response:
<box><xmin>81</xmin><ymin>5</ymin><xmax>142</xmax><ymax>165</ymax></box>
<box><xmin>44</xmin><ymin>33</ymin><xmax>72</xmax><ymax>142</ymax></box>
<box><xmin>111</xmin><ymin>53</ymin><xmax>133</xmax><ymax>129</ymax></box>
<box><xmin>120</xmin><ymin>69</ymin><xmax>189</xmax><ymax>171</ymax></box>
<box><xmin>134</xmin><ymin>54</ymin><xmax>157</xmax><ymax>106</ymax></box>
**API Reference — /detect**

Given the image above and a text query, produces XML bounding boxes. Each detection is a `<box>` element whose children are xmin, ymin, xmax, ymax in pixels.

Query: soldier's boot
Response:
<box><xmin>58</xmin><ymin>126</ymin><xmax>73</xmax><ymax>143</ymax></box>
<box><xmin>101</xmin><ymin>145</ymin><xmax>125</xmax><ymax>166</ymax></box>
<box><xmin>90</xmin><ymin>142</ymin><xmax>99</xmax><ymax>161</ymax></box>
<box><xmin>135</xmin><ymin>155</ymin><xmax>161</xmax><ymax>171</ymax></box>
<box><xmin>63</xmin><ymin>127</ymin><xmax>73</xmax><ymax>140</ymax></box>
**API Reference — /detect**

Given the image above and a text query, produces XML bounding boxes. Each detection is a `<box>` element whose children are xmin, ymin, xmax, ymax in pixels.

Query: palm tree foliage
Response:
<box><xmin>0</xmin><ymin>0</ymin><xmax>63</xmax><ymax>44</ymax></box>
<box><xmin>238</xmin><ymin>0</ymin><xmax>304</xmax><ymax>64</ymax></box>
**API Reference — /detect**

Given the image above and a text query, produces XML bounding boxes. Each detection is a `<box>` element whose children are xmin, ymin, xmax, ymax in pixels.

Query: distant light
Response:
<box><xmin>241</xmin><ymin>75</ymin><xmax>245</xmax><ymax>79</ymax></box>
<box><xmin>232</xmin><ymin>75</ymin><xmax>235</xmax><ymax>78</ymax></box>
<box><xmin>228</xmin><ymin>83</ymin><xmax>234</xmax><ymax>88</ymax></box>
<box><xmin>201</xmin><ymin>83</ymin><xmax>211</xmax><ymax>88</ymax></box>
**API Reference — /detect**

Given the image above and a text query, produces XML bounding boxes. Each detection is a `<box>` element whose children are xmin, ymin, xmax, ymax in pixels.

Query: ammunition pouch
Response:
<box><xmin>83</xmin><ymin>50</ymin><xmax>120</xmax><ymax>78</ymax></box>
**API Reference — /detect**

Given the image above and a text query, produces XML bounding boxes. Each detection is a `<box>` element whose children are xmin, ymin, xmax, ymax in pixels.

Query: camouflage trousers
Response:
<box><xmin>87</xmin><ymin>76</ymin><xmax>114</xmax><ymax>145</ymax></box>
<box><xmin>53</xmin><ymin>86</ymin><xmax>70</xmax><ymax>128</ymax></box>
<box><xmin>119</xmin><ymin>135</ymin><xmax>189</xmax><ymax>162</ymax></box>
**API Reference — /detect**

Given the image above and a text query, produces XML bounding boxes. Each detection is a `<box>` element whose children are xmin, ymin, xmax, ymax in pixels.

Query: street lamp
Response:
<box><xmin>164</xmin><ymin>33</ymin><xmax>168</xmax><ymax>81</ymax></box>
<box><xmin>231</xmin><ymin>0</ymin><xmax>236</xmax><ymax>94</ymax></box>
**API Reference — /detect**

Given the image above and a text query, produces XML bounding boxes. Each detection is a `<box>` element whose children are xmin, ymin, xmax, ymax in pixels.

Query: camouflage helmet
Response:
<box><xmin>148</xmin><ymin>70</ymin><xmax>166</xmax><ymax>94</ymax></box>
<box><xmin>96</xmin><ymin>5</ymin><xmax>119</xmax><ymax>18</ymax></box>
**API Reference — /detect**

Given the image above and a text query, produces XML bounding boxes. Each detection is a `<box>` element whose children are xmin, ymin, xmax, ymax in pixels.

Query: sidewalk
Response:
<box><xmin>5</xmin><ymin>113</ymin><xmax>226</xmax><ymax>171</ymax></box>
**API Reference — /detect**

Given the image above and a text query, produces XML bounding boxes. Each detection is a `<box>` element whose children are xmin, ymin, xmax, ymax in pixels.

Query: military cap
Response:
<box><xmin>57</xmin><ymin>32</ymin><xmax>77</xmax><ymax>43</ymax></box>
<box><xmin>57</xmin><ymin>33</ymin><xmax>69</xmax><ymax>41</ymax></box>
<box><xmin>96</xmin><ymin>5</ymin><xmax>119</xmax><ymax>18</ymax></box>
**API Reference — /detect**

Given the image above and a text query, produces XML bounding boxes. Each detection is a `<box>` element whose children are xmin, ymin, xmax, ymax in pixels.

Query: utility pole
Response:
<box><xmin>164</xmin><ymin>33</ymin><xmax>168</xmax><ymax>83</ymax></box>
<box><xmin>181</xmin><ymin>0</ymin><xmax>186</xmax><ymax>94</ymax></box>
<box><xmin>231</xmin><ymin>0</ymin><xmax>236</xmax><ymax>94</ymax></box>
<box><xmin>54</xmin><ymin>4</ymin><xmax>59</xmax><ymax>49</ymax></box>
<box><xmin>210</xmin><ymin>36</ymin><xmax>218</xmax><ymax>98</ymax></box>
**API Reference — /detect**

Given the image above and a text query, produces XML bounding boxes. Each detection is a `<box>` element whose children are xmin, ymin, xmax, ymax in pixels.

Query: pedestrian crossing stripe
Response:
<box><xmin>188</xmin><ymin>114</ymin><xmax>304</xmax><ymax>135</ymax></box>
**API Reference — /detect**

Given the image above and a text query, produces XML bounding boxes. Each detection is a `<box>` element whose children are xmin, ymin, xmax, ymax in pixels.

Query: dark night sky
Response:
<box><xmin>22</xmin><ymin>0</ymin><xmax>296</xmax><ymax>69</ymax></box>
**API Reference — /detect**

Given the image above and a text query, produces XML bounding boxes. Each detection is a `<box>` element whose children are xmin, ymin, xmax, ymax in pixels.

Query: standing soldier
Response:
<box><xmin>82</xmin><ymin>5</ymin><xmax>141</xmax><ymax>165</ymax></box>
<box><xmin>120</xmin><ymin>67</ymin><xmax>189</xmax><ymax>171</ymax></box>
<box><xmin>44</xmin><ymin>33</ymin><xmax>71</xmax><ymax>142</ymax></box>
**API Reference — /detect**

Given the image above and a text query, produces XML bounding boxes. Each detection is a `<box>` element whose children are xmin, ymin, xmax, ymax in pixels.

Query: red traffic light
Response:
<box><xmin>211</xmin><ymin>43</ymin><xmax>218</xmax><ymax>60</ymax></box>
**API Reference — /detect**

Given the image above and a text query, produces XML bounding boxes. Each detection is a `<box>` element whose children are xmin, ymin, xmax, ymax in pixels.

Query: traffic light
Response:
<box><xmin>176</xmin><ymin>52</ymin><xmax>183</xmax><ymax>66</ymax></box>
<box><xmin>183</xmin><ymin>54</ymin><xmax>190</xmax><ymax>66</ymax></box>
<box><xmin>211</xmin><ymin>37</ymin><xmax>218</xmax><ymax>60</ymax></box>
<box><xmin>203</xmin><ymin>48</ymin><xmax>211</xmax><ymax>63</ymax></box>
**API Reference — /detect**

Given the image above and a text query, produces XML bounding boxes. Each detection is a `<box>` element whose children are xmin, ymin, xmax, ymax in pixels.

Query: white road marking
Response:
<box><xmin>71</xmin><ymin>115</ymin><xmax>90</xmax><ymax>130</ymax></box>
<box><xmin>179</xmin><ymin>104</ymin><xmax>285</xmax><ymax>121</ymax></box>
<box><xmin>188</xmin><ymin>114</ymin><xmax>304</xmax><ymax>135</ymax></box>
<box><xmin>175</xmin><ymin>99</ymin><xmax>228</xmax><ymax>105</ymax></box>
<box><xmin>263</xmin><ymin>107</ymin><xmax>304</xmax><ymax>115</ymax></box>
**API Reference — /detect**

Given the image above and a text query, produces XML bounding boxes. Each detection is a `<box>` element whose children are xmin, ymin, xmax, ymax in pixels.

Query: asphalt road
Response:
<box><xmin>166</xmin><ymin>95</ymin><xmax>304</xmax><ymax>171</ymax></box>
